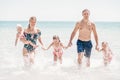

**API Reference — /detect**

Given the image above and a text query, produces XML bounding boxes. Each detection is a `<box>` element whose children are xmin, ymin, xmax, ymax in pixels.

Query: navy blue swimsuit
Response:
<box><xmin>23</xmin><ymin>32</ymin><xmax>41</xmax><ymax>52</ymax></box>
<box><xmin>77</xmin><ymin>39</ymin><xmax>93</xmax><ymax>58</ymax></box>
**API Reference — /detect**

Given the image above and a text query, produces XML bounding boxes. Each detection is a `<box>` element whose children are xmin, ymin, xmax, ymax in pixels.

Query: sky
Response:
<box><xmin>0</xmin><ymin>0</ymin><xmax>120</xmax><ymax>21</ymax></box>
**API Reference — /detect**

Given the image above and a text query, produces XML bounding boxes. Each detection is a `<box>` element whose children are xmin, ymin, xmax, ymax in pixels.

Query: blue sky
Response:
<box><xmin>0</xmin><ymin>0</ymin><xmax>120</xmax><ymax>21</ymax></box>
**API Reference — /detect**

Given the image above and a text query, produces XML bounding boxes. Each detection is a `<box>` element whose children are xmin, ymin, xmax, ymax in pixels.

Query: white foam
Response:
<box><xmin>0</xmin><ymin>28</ymin><xmax>120</xmax><ymax>80</ymax></box>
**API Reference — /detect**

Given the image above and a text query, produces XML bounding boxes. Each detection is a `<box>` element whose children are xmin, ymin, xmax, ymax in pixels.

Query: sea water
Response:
<box><xmin>0</xmin><ymin>21</ymin><xmax>120</xmax><ymax>80</ymax></box>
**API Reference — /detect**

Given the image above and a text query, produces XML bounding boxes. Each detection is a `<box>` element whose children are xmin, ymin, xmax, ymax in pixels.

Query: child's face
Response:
<box><xmin>17</xmin><ymin>27</ymin><xmax>22</xmax><ymax>33</ymax></box>
<box><xmin>53</xmin><ymin>38</ymin><xmax>59</xmax><ymax>43</ymax></box>
<box><xmin>102</xmin><ymin>42</ymin><xmax>107</xmax><ymax>48</ymax></box>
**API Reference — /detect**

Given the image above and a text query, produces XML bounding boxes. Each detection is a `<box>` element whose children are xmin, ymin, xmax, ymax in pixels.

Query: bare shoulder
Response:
<box><xmin>76</xmin><ymin>21</ymin><xmax>81</xmax><ymax>25</ymax></box>
<box><xmin>90</xmin><ymin>22</ymin><xmax>96</xmax><ymax>29</ymax></box>
<box><xmin>75</xmin><ymin>21</ymin><xmax>81</xmax><ymax>28</ymax></box>
<box><xmin>90</xmin><ymin>22</ymin><xmax>95</xmax><ymax>26</ymax></box>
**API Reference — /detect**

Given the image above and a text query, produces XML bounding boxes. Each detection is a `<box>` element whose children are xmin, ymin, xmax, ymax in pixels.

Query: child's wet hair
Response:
<box><xmin>53</xmin><ymin>35</ymin><xmax>60</xmax><ymax>42</ymax></box>
<box><xmin>53</xmin><ymin>35</ymin><xmax>57</xmax><ymax>39</ymax></box>
<box><xmin>102</xmin><ymin>41</ymin><xmax>107</xmax><ymax>45</ymax></box>
<box><xmin>102</xmin><ymin>42</ymin><xmax>105</xmax><ymax>45</ymax></box>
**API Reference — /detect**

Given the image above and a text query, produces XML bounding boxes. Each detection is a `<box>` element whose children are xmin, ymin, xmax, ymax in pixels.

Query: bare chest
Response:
<box><xmin>79</xmin><ymin>24</ymin><xmax>92</xmax><ymax>32</ymax></box>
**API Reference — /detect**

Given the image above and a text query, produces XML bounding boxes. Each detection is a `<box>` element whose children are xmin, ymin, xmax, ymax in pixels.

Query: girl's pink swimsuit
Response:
<box><xmin>53</xmin><ymin>47</ymin><xmax>63</xmax><ymax>57</ymax></box>
<box><xmin>103</xmin><ymin>48</ymin><xmax>112</xmax><ymax>62</ymax></box>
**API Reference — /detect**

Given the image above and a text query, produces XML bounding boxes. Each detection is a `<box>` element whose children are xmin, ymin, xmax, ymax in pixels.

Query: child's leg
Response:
<box><xmin>108</xmin><ymin>56</ymin><xmax>112</xmax><ymax>63</ymax></box>
<box><xmin>53</xmin><ymin>54</ymin><xmax>57</xmax><ymax>64</ymax></box>
<box><xmin>58</xmin><ymin>53</ymin><xmax>63</xmax><ymax>64</ymax></box>
<box><xmin>59</xmin><ymin>56</ymin><xmax>62</xmax><ymax>64</ymax></box>
<box><xmin>104</xmin><ymin>58</ymin><xmax>108</xmax><ymax>66</ymax></box>
<box><xmin>20</xmin><ymin>38</ymin><xmax>38</xmax><ymax>48</ymax></box>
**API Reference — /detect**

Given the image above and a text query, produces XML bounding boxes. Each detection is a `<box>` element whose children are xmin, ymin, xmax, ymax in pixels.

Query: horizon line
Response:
<box><xmin>0</xmin><ymin>20</ymin><xmax>120</xmax><ymax>22</ymax></box>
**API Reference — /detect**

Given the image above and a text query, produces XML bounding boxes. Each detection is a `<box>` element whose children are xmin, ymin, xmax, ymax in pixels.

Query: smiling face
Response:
<box><xmin>17</xmin><ymin>26</ymin><xmax>22</xmax><ymax>33</ymax></box>
<box><xmin>29</xmin><ymin>16</ymin><xmax>36</xmax><ymax>28</ymax></box>
<box><xmin>53</xmin><ymin>36</ymin><xmax>60</xmax><ymax>43</ymax></box>
<box><xmin>102</xmin><ymin>42</ymin><xmax>107</xmax><ymax>48</ymax></box>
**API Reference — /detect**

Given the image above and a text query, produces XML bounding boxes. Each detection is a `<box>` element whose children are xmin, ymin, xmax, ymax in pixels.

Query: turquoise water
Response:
<box><xmin>0</xmin><ymin>21</ymin><xmax>120</xmax><ymax>29</ymax></box>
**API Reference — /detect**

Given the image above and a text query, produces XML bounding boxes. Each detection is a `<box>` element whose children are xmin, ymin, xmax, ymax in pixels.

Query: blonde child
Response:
<box><xmin>42</xmin><ymin>35</ymin><xmax>68</xmax><ymax>64</ymax></box>
<box><xmin>99</xmin><ymin>41</ymin><xmax>113</xmax><ymax>66</ymax></box>
<box><xmin>15</xmin><ymin>24</ymin><xmax>38</xmax><ymax>48</ymax></box>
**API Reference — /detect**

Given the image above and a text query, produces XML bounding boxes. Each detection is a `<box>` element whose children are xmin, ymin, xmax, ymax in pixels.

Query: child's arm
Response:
<box><xmin>60</xmin><ymin>43</ymin><xmax>68</xmax><ymax>49</ymax></box>
<box><xmin>20</xmin><ymin>37</ymin><xmax>30</xmax><ymax>44</ymax></box>
<box><xmin>98</xmin><ymin>48</ymin><xmax>103</xmax><ymax>52</ymax></box>
<box><xmin>19</xmin><ymin>30</ymin><xmax>31</xmax><ymax>45</ymax></box>
<box><xmin>42</xmin><ymin>43</ymin><xmax>53</xmax><ymax>50</ymax></box>
<box><xmin>20</xmin><ymin>37</ymin><xmax>37</xmax><ymax>47</ymax></box>
<box><xmin>15</xmin><ymin>34</ymin><xmax>19</xmax><ymax>46</ymax></box>
<box><xmin>15</xmin><ymin>38</ymin><xmax>18</xmax><ymax>46</ymax></box>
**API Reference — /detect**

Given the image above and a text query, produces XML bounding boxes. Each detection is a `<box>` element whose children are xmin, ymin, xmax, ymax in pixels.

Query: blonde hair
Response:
<box><xmin>16</xmin><ymin>24</ymin><xmax>22</xmax><ymax>30</ymax></box>
<box><xmin>29</xmin><ymin>16</ymin><xmax>36</xmax><ymax>22</ymax></box>
<box><xmin>17</xmin><ymin>24</ymin><xmax>22</xmax><ymax>27</ymax></box>
<box><xmin>53</xmin><ymin>35</ymin><xmax>60</xmax><ymax>42</ymax></box>
<box><xmin>28</xmin><ymin>16</ymin><xmax>37</xmax><ymax>29</ymax></box>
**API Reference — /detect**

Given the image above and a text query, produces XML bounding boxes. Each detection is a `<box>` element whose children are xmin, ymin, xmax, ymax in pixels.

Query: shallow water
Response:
<box><xmin>0</xmin><ymin>21</ymin><xmax>120</xmax><ymax>80</ymax></box>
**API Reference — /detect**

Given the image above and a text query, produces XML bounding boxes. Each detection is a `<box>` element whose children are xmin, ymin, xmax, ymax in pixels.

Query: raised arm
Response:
<box><xmin>68</xmin><ymin>22</ymin><xmax>79</xmax><ymax>46</ymax></box>
<box><xmin>92</xmin><ymin>23</ymin><xmax>99</xmax><ymax>50</ymax></box>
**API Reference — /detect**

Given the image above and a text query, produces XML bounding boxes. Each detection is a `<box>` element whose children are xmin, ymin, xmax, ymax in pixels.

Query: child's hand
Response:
<box><xmin>41</xmin><ymin>47</ymin><xmax>47</xmax><ymax>50</ymax></box>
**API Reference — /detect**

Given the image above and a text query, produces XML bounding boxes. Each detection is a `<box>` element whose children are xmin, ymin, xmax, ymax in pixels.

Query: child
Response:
<box><xmin>42</xmin><ymin>35</ymin><xmax>68</xmax><ymax>64</ymax></box>
<box><xmin>99</xmin><ymin>41</ymin><xmax>113</xmax><ymax>66</ymax></box>
<box><xmin>15</xmin><ymin>24</ymin><xmax>38</xmax><ymax>48</ymax></box>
